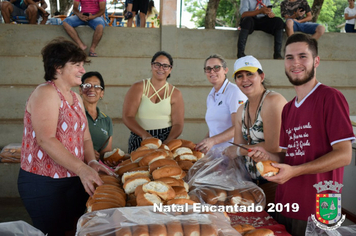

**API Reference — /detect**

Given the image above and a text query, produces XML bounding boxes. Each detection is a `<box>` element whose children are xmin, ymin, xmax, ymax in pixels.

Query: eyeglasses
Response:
<box><xmin>80</xmin><ymin>83</ymin><xmax>103</xmax><ymax>91</ymax></box>
<box><xmin>204</xmin><ymin>65</ymin><xmax>222</xmax><ymax>73</ymax></box>
<box><xmin>151</xmin><ymin>62</ymin><xmax>172</xmax><ymax>70</ymax></box>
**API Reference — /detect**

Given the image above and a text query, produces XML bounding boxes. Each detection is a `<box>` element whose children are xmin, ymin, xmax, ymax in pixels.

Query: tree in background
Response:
<box><xmin>185</xmin><ymin>0</ymin><xmax>346</xmax><ymax>32</ymax></box>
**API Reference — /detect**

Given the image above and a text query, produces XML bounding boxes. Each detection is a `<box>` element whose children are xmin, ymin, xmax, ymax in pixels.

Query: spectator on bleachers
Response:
<box><xmin>1</xmin><ymin>0</ymin><xmax>48</xmax><ymax>24</ymax></box>
<box><xmin>62</xmin><ymin>0</ymin><xmax>106</xmax><ymax>57</ymax></box>
<box><xmin>127</xmin><ymin>0</ymin><xmax>148</xmax><ymax>27</ymax></box>
<box><xmin>344</xmin><ymin>0</ymin><xmax>356</xmax><ymax>33</ymax></box>
<box><xmin>238</xmin><ymin>0</ymin><xmax>285</xmax><ymax>59</ymax></box>
<box><xmin>280</xmin><ymin>0</ymin><xmax>325</xmax><ymax>39</ymax></box>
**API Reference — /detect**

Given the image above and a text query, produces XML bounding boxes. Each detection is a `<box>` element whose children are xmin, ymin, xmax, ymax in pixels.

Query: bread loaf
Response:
<box><xmin>141</xmin><ymin>138</ymin><xmax>162</xmax><ymax>149</ymax></box>
<box><xmin>136</xmin><ymin>192</ymin><xmax>162</xmax><ymax>206</ymax></box>
<box><xmin>115</xmin><ymin>227</ymin><xmax>132</xmax><ymax>236</ymax></box>
<box><xmin>256</xmin><ymin>160</ymin><xmax>279</xmax><ymax>177</ymax></box>
<box><xmin>149</xmin><ymin>224</ymin><xmax>167</xmax><ymax>236</ymax></box>
<box><xmin>103</xmin><ymin>148</ymin><xmax>125</xmax><ymax>162</ymax></box>
<box><xmin>166</xmin><ymin>199</ymin><xmax>197</xmax><ymax>205</ymax></box>
<box><xmin>123</xmin><ymin>176</ymin><xmax>151</xmax><ymax>194</ymax></box>
<box><xmin>166</xmin><ymin>139</ymin><xmax>183</xmax><ymax>151</ymax></box>
<box><xmin>179</xmin><ymin>139</ymin><xmax>196</xmax><ymax>150</ymax></box>
<box><xmin>142</xmin><ymin>181</ymin><xmax>176</xmax><ymax>201</ymax></box>
<box><xmin>152</xmin><ymin>165</ymin><xmax>183</xmax><ymax>180</ymax></box>
<box><xmin>131</xmin><ymin>149</ymin><xmax>155</xmax><ymax>163</ymax></box>
<box><xmin>166</xmin><ymin>221</ymin><xmax>183</xmax><ymax>236</ymax></box>
<box><xmin>200</xmin><ymin>224</ymin><xmax>218</xmax><ymax>236</ymax></box>
<box><xmin>182</xmin><ymin>220</ymin><xmax>200</xmax><ymax>236</ymax></box>
<box><xmin>116</xmin><ymin>162</ymin><xmax>140</xmax><ymax>176</ymax></box>
<box><xmin>122</xmin><ymin>170</ymin><xmax>150</xmax><ymax>184</ymax></box>
<box><xmin>149</xmin><ymin>159</ymin><xmax>178</xmax><ymax>174</ymax></box>
<box><xmin>244</xmin><ymin>228</ymin><xmax>274</xmax><ymax>236</ymax></box>
<box><xmin>139</xmin><ymin>150</ymin><xmax>167</xmax><ymax>167</ymax></box>
<box><xmin>131</xmin><ymin>224</ymin><xmax>149</xmax><ymax>236</ymax></box>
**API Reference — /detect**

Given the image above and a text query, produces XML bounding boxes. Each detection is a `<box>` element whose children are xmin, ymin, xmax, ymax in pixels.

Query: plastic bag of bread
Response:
<box><xmin>0</xmin><ymin>143</ymin><xmax>21</xmax><ymax>163</ymax></box>
<box><xmin>76</xmin><ymin>205</ymin><xmax>241</xmax><ymax>236</ymax></box>
<box><xmin>185</xmin><ymin>149</ymin><xmax>266</xmax><ymax>210</ymax></box>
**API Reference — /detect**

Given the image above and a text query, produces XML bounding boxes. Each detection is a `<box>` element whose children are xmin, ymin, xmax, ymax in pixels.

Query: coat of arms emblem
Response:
<box><xmin>311</xmin><ymin>181</ymin><xmax>345</xmax><ymax>230</ymax></box>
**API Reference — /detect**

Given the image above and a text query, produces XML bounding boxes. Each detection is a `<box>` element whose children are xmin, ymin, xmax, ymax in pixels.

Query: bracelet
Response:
<box><xmin>236</xmin><ymin>147</ymin><xmax>241</xmax><ymax>156</ymax></box>
<box><xmin>88</xmin><ymin>159</ymin><xmax>98</xmax><ymax>165</ymax></box>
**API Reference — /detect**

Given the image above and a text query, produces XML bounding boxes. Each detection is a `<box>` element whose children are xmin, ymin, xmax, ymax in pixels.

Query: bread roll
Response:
<box><xmin>166</xmin><ymin>139</ymin><xmax>183</xmax><ymax>151</ymax></box>
<box><xmin>131</xmin><ymin>149</ymin><xmax>155</xmax><ymax>163</ymax></box>
<box><xmin>87</xmin><ymin>201</ymin><xmax>120</xmax><ymax>212</ymax></box>
<box><xmin>229</xmin><ymin>189</ymin><xmax>242</xmax><ymax>205</ymax></box>
<box><xmin>250</xmin><ymin>188</ymin><xmax>264</xmax><ymax>204</ymax></box>
<box><xmin>232</xmin><ymin>224</ymin><xmax>255</xmax><ymax>234</ymax></box>
<box><xmin>156</xmin><ymin>177</ymin><xmax>185</xmax><ymax>188</ymax></box>
<box><xmin>175</xmin><ymin>154</ymin><xmax>197</xmax><ymax>162</ymax></box>
<box><xmin>87</xmin><ymin>195</ymin><xmax>125</xmax><ymax>209</ymax></box>
<box><xmin>200</xmin><ymin>224</ymin><xmax>217</xmax><ymax>236</ymax></box>
<box><xmin>122</xmin><ymin>170</ymin><xmax>150</xmax><ymax>184</ymax></box>
<box><xmin>159</xmin><ymin>144</ymin><xmax>170</xmax><ymax>151</ymax></box>
<box><xmin>130</xmin><ymin>166</ymin><xmax>149</xmax><ymax>172</ymax></box>
<box><xmin>119</xmin><ymin>158</ymin><xmax>133</xmax><ymax>167</ymax></box>
<box><xmin>244</xmin><ymin>228</ymin><xmax>274</xmax><ymax>236</ymax></box>
<box><xmin>149</xmin><ymin>224</ymin><xmax>167</xmax><ymax>236</ymax></box>
<box><xmin>99</xmin><ymin>175</ymin><xmax>121</xmax><ymax>186</ymax></box>
<box><xmin>135</xmin><ymin>184</ymin><xmax>144</xmax><ymax>196</ymax></box>
<box><xmin>136</xmin><ymin>192</ymin><xmax>162</xmax><ymax>206</ymax></box>
<box><xmin>166</xmin><ymin>199</ymin><xmax>196</xmax><ymax>205</ymax></box>
<box><xmin>116</xmin><ymin>162</ymin><xmax>140</xmax><ymax>176</ymax></box>
<box><xmin>179</xmin><ymin>139</ymin><xmax>196</xmax><ymax>150</ymax></box>
<box><xmin>182</xmin><ymin>220</ymin><xmax>200</xmax><ymax>236</ymax></box>
<box><xmin>172</xmin><ymin>186</ymin><xmax>189</xmax><ymax>199</ymax></box>
<box><xmin>131</xmin><ymin>224</ymin><xmax>149</xmax><ymax>236</ymax></box>
<box><xmin>152</xmin><ymin>165</ymin><xmax>183</xmax><ymax>180</ymax></box>
<box><xmin>172</xmin><ymin>147</ymin><xmax>193</xmax><ymax>158</ymax></box>
<box><xmin>192</xmin><ymin>151</ymin><xmax>205</xmax><ymax>160</ymax></box>
<box><xmin>141</xmin><ymin>138</ymin><xmax>162</xmax><ymax>149</ymax></box>
<box><xmin>103</xmin><ymin>148</ymin><xmax>126</xmax><ymax>162</ymax></box>
<box><xmin>92</xmin><ymin>190</ymin><xmax>126</xmax><ymax>207</ymax></box>
<box><xmin>177</xmin><ymin>160</ymin><xmax>194</xmax><ymax>171</ymax></box>
<box><xmin>188</xmin><ymin>193</ymin><xmax>201</xmax><ymax>204</ymax></box>
<box><xmin>256</xmin><ymin>160</ymin><xmax>279</xmax><ymax>177</ymax></box>
<box><xmin>139</xmin><ymin>150</ymin><xmax>167</xmax><ymax>167</ymax></box>
<box><xmin>166</xmin><ymin>221</ymin><xmax>183</xmax><ymax>236</ymax></box>
<box><xmin>95</xmin><ymin>185</ymin><xmax>126</xmax><ymax>198</ymax></box>
<box><xmin>149</xmin><ymin>159</ymin><xmax>178</xmax><ymax>174</ymax></box>
<box><xmin>115</xmin><ymin>227</ymin><xmax>132</xmax><ymax>236</ymax></box>
<box><xmin>240</xmin><ymin>189</ymin><xmax>255</xmax><ymax>206</ymax></box>
<box><xmin>126</xmin><ymin>193</ymin><xmax>137</xmax><ymax>207</ymax></box>
<box><xmin>214</xmin><ymin>188</ymin><xmax>227</xmax><ymax>202</ymax></box>
<box><xmin>201</xmin><ymin>188</ymin><xmax>218</xmax><ymax>205</ymax></box>
<box><xmin>142</xmin><ymin>181</ymin><xmax>176</xmax><ymax>200</ymax></box>
<box><xmin>123</xmin><ymin>176</ymin><xmax>151</xmax><ymax>194</ymax></box>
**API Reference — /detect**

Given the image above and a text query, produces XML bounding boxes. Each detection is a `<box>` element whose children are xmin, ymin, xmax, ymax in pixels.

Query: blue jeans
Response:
<box><xmin>287</xmin><ymin>19</ymin><xmax>319</xmax><ymax>35</ymax></box>
<box><xmin>345</xmin><ymin>23</ymin><xmax>356</xmax><ymax>33</ymax></box>
<box><xmin>63</xmin><ymin>15</ymin><xmax>105</xmax><ymax>30</ymax></box>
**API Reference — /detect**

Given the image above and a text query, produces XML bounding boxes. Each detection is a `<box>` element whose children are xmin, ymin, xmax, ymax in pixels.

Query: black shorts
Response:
<box><xmin>132</xmin><ymin>0</ymin><xmax>149</xmax><ymax>14</ymax></box>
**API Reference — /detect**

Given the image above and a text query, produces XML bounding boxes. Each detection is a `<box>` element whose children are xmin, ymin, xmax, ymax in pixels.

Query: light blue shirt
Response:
<box><xmin>240</xmin><ymin>0</ymin><xmax>272</xmax><ymax>18</ymax></box>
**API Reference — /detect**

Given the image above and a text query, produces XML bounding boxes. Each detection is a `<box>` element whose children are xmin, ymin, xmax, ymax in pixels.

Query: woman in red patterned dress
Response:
<box><xmin>17</xmin><ymin>38</ymin><xmax>112</xmax><ymax>236</ymax></box>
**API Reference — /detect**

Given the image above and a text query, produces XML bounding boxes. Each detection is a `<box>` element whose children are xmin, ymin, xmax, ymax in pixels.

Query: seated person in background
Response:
<box><xmin>1</xmin><ymin>0</ymin><xmax>48</xmax><ymax>24</ymax></box>
<box><xmin>280</xmin><ymin>0</ymin><xmax>325</xmax><ymax>39</ymax></box>
<box><xmin>80</xmin><ymin>71</ymin><xmax>114</xmax><ymax>165</ymax></box>
<box><xmin>122</xmin><ymin>51</ymin><xmax>185</xmax><ymax>153</ymax></box>
<box><xmin>238</xmin><ymin>0</ymin><xmax>285</xmax><ymax>59</ymax></box>
<box><xmin>196</xmin><ymin>54</ymin><xmax>247</xmax><ymax>154</ymax></box>
<box><xmin>344</xmin><ymin>0</ymin><xmax>356</xmax><ymax>33</ymax></box>
<box><xmin>62</xmin><ymin>0</ymin><xmax>106</xmax><ymax>57</ymax></box>
<box><xmin>224</xmin><ymin>55</ymin><xmax>287</xmax><ymax>205</ymax></box>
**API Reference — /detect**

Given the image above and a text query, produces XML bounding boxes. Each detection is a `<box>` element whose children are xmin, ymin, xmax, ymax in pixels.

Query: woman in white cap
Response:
<box><xmin>224</xmin><ymin>55</ymin><xmax>287</xmax><ymax>205</ymax></box>
<box><xmin>196</xmin><ymin>54</ymin><xmax>247</xmax><ymax>154</ymax></box>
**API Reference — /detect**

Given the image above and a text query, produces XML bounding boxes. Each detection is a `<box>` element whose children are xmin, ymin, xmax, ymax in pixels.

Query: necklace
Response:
<box><xmin>244</xmin><ymin>89</ymin><xmax>266</xmax><ymax>145</ymax></box>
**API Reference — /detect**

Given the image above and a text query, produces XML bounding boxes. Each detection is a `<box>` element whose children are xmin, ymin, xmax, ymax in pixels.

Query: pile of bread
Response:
<box><xmin>188</xmin><ymin>185</ymin><xmax>265</xmax><ymax>210</ymax></box>
<box><xmin>116</xmin><ymin>219</ymin><xmax>221</xmax><ymax>236</ymax></box>
<box><xmin>87</xmin><ymin>138</ymin><xmax>205</xmax><ymax>211</ymax></box>
<box><xmin>0</xmin><ymin>143</ymin><xmax>21</xmax><ymax>163</ymax></box>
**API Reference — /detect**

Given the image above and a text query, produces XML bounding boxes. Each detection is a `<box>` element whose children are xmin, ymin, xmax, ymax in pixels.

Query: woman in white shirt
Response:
<box><xmin>345</xmin><ymin>0</ymin><xmax>356</xmax><ymax>33</ymax></box>
<box><xmin>196</xmin><ymin>54</ymin><xmax>247</xmax><ymax>154</ymax></box>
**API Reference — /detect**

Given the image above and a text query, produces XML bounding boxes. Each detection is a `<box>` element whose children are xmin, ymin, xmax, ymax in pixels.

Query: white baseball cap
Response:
<box><xmin>232</xmin><ymin>55</ymin><xmax>263</xmax><ymax>78</ymax></box>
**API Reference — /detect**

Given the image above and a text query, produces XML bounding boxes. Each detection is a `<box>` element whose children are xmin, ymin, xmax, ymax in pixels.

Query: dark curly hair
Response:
<box><xmin>41</xmin><ymin>37</ymin><xmax>90</xmax><ymax>81</ymax></box>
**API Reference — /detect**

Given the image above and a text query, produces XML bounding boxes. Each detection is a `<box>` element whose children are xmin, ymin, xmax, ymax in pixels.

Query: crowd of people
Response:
<box><xmin>3</xmin><ymin>1</ymin><xmax>354</xmax><ymax>236</ymax></box>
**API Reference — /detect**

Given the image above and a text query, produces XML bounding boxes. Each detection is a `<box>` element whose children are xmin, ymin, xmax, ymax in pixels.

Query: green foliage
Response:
<box><xmin>185</xmin><ymin>0</ymin><xmax>349</xmax><ymax>32</ymax></box>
